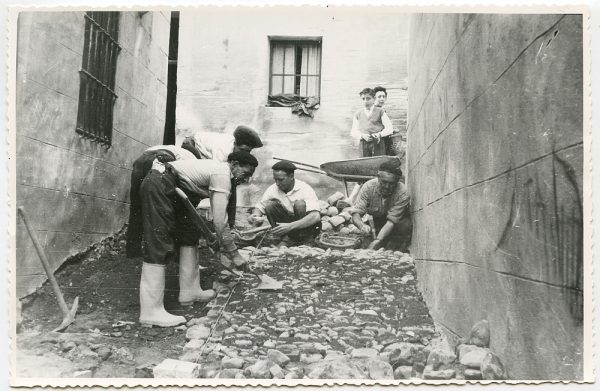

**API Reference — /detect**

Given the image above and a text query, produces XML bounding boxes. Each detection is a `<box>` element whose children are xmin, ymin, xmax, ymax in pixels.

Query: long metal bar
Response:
<box><xmin>18</xmin><ymin>208</ymin><xmax>70</xmax><ymax>316</ymax></box>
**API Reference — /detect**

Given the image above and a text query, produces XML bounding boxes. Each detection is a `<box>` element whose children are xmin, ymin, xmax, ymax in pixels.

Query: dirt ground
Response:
<box><xmin>15</xmin><ymin>208</ymin><xmax>437</xmax><ymax>379</ymax></box>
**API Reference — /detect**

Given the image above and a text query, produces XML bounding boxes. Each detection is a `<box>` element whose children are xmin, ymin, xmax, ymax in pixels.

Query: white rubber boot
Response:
<box><xmin>178</xmin><ymin>246</ymin><xmax>216</xmax><ymax>306</ymax></box>
<box><xmin>139</xmin><ymin>262</ymin><xmax>186</xmax><ymax>327</ymax></box>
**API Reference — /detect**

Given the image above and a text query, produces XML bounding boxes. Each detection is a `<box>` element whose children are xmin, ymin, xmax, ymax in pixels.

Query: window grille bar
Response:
<box><xmin>79</xmin><ymin>69</ymin><xmax>117</xmax><ymax>97</ymax></box>
<box><xmin>84</xmin><ymin>12</ymin><xmax>121</xmax><ymax>49</ymax></box>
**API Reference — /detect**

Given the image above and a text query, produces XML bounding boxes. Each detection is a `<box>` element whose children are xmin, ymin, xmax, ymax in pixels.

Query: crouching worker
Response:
<box><xmin>248</xmin><ymin>161</ymin><xmax>321</xmax><ymax>244</ymax></box>
<box><xmin>138</xmin><ymin>151</ymin><xmax>259</xmax><ymax>327</ymax></box>
<box><xmin>349</xmin><ymin>160</ymin><xmax>412</xmax><ymax>252</ymax></box>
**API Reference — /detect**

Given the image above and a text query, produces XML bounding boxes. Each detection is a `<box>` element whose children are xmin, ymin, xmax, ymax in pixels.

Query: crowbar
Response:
<box><xmin>18</xmin><ymin>207</ymin><xmax>79</xmax><ymax>332</ymax></box>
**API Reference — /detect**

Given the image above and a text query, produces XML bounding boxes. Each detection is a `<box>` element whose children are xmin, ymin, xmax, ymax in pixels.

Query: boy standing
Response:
<box><xmin>350</xmin><ymin>88</ymin><xmax>393</xmax><ymax>157</ymax></box>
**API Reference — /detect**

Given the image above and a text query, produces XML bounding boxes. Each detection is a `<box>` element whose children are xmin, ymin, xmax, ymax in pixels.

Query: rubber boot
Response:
<box><xmin>139</xmin><ymin>262</ymin><xmax>186</xmax><ymax>327</ymax></box>
<box><xmin>178</xmin><ymin>246</ymin><xmax>216</xmax><ymax>306</ymax></box>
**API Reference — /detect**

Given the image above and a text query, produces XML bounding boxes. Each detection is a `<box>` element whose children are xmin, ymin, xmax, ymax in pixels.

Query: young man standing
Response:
<box><xmin>350</xmin><ymin>88</ymin><xmax>393</xmax><ymax>157</ymax></box>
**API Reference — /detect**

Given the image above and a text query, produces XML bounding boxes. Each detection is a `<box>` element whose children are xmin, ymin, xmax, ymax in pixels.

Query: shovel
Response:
<box><xmin>18</xmin><ymin>207</ymin><xmax>79</xmax><ymax>332</ymax></box>
<box><xmin>174</xmin><ymin>188</ymin><xmax>283</xmax><ymax>291</ymax></box>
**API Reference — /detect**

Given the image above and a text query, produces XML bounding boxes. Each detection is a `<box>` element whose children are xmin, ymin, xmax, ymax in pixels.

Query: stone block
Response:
<box><xmin>327</xmin><ymin>192</ymin><xmax>346</xmax><ymax>206</ymax></box>
<box><xmin>458</xmin><ymin>345</ymin><xmax>490</xmax><ymax>369</ymax></box>
<box><xmin>469</xmin><ymin>320</ymin><xmax>490</xmax><ymax>348</ymax></box>
<box><xmin>426</xmin><ymin>347</ymin><xmax>457</xmax><ymax>370</ymax></box>
<box><xmin>267</xmin><ymin>349</ymin><xmax>291</xmax><ymax>366</ymax></box>
<box><xmin>329</xmin><ymin>215</ymin><xmax>346</xmax><ymax>227</ymax></box>
<box><xmin>393</xmin><ymin>365</ymin><xmax>413</xmax><ymax>379</ymax></box>
<box><xmin>481</xmin><ymin>352</ymin><xmax>507</xmax><ymax>380</ymax></box>
<box><xmin>423</xmin><ymin>365</ymin><xmax>456</xmax><ymax>380</ymax></box>
<box><xmin>153</xmin><ymin>359</ymin><xmax>200</xmax><ymax>378</ymax></box>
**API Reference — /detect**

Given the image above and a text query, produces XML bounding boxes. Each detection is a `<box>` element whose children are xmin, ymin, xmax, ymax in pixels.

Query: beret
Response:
<box><xmin>233</xmin><ymin>125</ymin><xmax>263</xmax><ymax>148</ymax></box>
<box><xmin>379</xmin><ymin>159</ymin><xmax>402</xmax><ymax>176</ymax></box>
<box><xmin>227</xmin><ymin>151</ymin><xmax>259</xmax><ymax>167</ymax></box>
<box><xmin>272</xmin><ymin>160</ymin><xmax>296</xmax><ymax>174</ymax></box>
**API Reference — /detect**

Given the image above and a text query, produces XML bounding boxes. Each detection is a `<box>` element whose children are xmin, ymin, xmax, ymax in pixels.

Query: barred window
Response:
<box><xmin>76</xmin><ymin>12</ymin><xmax>121</xmax><ymax>147</ymax></box>
<box><xmin>268</xmin><ymin>37</ymin><xmax>322</xmax><ymax>99</ymax></box>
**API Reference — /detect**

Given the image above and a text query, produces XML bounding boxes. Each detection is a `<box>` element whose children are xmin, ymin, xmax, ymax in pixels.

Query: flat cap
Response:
<box><xmin>233</xmin><ymin>125</ymin><xmax>263</xmax><ymax>148</ymax></box>
<box><xmin>227</xmin><ymin>151</ymin><xmax>259</xmax><ymax>167</ymax></box>
<box><xmin>272</xmin><ymin>160</ymin><xmax>296</xmax><ymax>174</ymax></box>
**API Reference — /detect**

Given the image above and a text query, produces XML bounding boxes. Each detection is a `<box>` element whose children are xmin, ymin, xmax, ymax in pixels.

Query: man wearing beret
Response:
<box><xmin>181</xmin><ymin>125</ymin><xmax>263</xmax><ymax>162</ymax></box>
<box><xmin>137</xmin><ymin>151</ymin><xmax>258</xmax><ymax>327</ymax></box>
<box><xmin>248</xmin><ymin>160</ymin><xmax>321</xmax><ymax>244</ymax></box>
<box><xmin>349</xmin><ymin>160</ymin><xmax>412</xmax><ymax>252</ymax></box>
<box><xmin>181</xmin><ymin>125</ymin><xmax>264</xmax><ymax>232</ymax></box>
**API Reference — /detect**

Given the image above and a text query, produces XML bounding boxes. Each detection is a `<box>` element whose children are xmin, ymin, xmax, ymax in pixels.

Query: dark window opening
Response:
<box><xmin>163</xmin><ymin>11</ymin><xmax>180</xmax><ymax>145</ymax></box>
<box><xmin>268</xmin><ymin>37</ymin><xmax>322</xmax><ymax>102</ymax></box>
<box><xmin>76</xmin><ymin>11</ymin><xmax>121</xmax><ymax>147</ymax></box>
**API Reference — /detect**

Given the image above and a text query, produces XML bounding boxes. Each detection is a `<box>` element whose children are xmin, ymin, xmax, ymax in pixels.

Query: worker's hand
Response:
<box><xmin>373</xmin><ymin>133</ymin><xmax>381</xmax><ymax>143</ymax></box>
<box><xmin>367</xmin><ymin>239</ymin><xmax>382</xmax><ymax>250</ymax></box>
<box><xmin>360</xmin><ymin>225</ymin><xmax>372</xmax><ymax>236</ymax></box>
<box><xmin>271</xmin><ymin>222</ymin><xmax>294</xmax><ymax>237</ymax></box>
<box><xmin>361</xmin><ymin>134</ymin><xmax>373</xmax><ymax>142</ymax></box>
<box><xmin>248</xmin><ymin>214</ymin><xmax>266</xmax><ymax>226</ymax></box>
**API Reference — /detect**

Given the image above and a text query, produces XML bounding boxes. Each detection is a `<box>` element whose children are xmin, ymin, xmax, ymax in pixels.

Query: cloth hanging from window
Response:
<box><xmin>268</xmin><ymin>94</ymin><xmax>320</xmax><ymax>117</ymax></box>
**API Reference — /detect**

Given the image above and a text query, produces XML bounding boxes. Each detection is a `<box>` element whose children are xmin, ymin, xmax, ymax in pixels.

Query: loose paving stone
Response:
<box><xmin>426</xmin><ymin>348</ymin><xmax>457</xmax><ymax>370</ymax></box>
<box><xmin>186</xmin><ymin>325</ymin><xmax>211</xmax><ymax>341</ymax></box>
<box><xmin>222</xmin><ymin>357</ymin><xmax>244</xmax><ymax>369</ymax></box>
<box><xmin>350</xmin><ymin>348</ymin><xmax>378</xmax><ymax>359</ymax></box>
<box><xmin>469</xmin><ymin>320</ymin><xmax>490</xmax><ymax>348</ymax></box>
<box><xmin>267</xmin><ymin>349</ymin><xmax>290</xmax><ymax>366</ymax></box>
<box><xmin>270</xmin><ymin>364</ymin><xmax>285</xmax><ymax>378</ymax></box>
<box><xmin>459</xmin><ymin>346</ymin><xmax>490</xmax><ymax>369</ymax></box>
<box><xmin>481</xmin><ymin>352</ymin><xmax>507</xmax><ymax>380</ymax></box>
<box><xmin>366</xmin><ymin>359</ymin><xmax>394</xmax><ymax>379</ymax></box>
<box><xmin>423</xmin><ymin>365</ymin><xmax>455</xmax><ymax>379</ymax></box>
<box><xmin>393</xmin><ymin>365</ymin><xmax>414</xmax><ymax>379</ymax></box>
<box><xmin>464</xmin><ymin>368</ymin><xmax>483</xmax><ymax>380</ymax></box>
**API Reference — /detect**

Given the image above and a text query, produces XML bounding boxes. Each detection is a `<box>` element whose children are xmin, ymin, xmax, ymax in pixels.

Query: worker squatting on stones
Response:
<box><xmin>348</xmin><ymin>159</ymin><xmax>412</xmax><ymax>252</ymax></box>
<box><xmin>248</xmin><ymin>160</ymin><xmax>322</xmax><ymax>245</ymax></box>
<box><xmin>126</xmin><ymin>125</ymin><xmax>264</xmax><ymax>258</ymax></box>
<box><xmin>136</xmin><ymin>151</ymin><xmax>259</xmax><ymax>328</ymax></box>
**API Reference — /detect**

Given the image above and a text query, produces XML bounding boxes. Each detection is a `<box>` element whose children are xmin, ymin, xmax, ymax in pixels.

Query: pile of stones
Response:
<box><xmin>317</xmin><ymin>191</ymin><xmax>366</xmax><ymax>235</ymax></box>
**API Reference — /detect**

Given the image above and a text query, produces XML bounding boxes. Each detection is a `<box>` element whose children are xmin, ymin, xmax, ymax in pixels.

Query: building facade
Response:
<box><xmin>15</xmin><ymin>11</ymin><xmax>172</xmax><ymax>297</ymax></box>
<box><xmin>176</xmin><ymin>7</ymin><xmax>409</xmax><ymax>203</ymax></box>
<box><xmin>408</xmin><ymin>14</ymin><xmax>584</xmax><ymax>379</ymax></box>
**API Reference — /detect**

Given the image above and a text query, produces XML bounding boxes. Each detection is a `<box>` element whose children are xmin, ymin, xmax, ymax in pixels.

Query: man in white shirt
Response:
<box><xmin>248</xmin><ymin>161</ymin><xmax>321</xmax><ymax>243</ymax></box>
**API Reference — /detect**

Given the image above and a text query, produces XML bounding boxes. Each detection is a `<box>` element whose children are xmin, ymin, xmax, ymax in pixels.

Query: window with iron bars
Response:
<box><xmin>268</xmin><ymin>37</ymin><xmax>322</xmax><ymax>100</ymax></box>
<box><xmin>76</xmin><ymin>12</ymin><xmax>121</xmax><ymax>147</ymax></box>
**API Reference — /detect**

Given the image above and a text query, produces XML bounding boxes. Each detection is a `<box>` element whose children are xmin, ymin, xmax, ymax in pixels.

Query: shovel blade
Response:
<box><xmin>52</xmin><ymin>296</ymin><xmax>79</xmax><ymax>332</ymax></box>
<box><xmin>256</xmin><ymin>274</ymin><xmax>283</xmax><ymax>291</ymax></box>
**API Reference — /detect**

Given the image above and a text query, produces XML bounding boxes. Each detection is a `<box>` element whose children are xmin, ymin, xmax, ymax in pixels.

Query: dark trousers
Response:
<box><xmin>373</xmin><ymin>215</ymin><xmax>412</xmax><ymax>252</ymax></box>
<box><xmin>264</xmin><ymin>199</ymin><xmax>321</xmax><ymax>242</ymax></box>
<box><xmin>139</xmin><ymin>169</ymin><xmax>204</xmax><ymax>265</ymax></box>
<box><xmin>360</xmin><ymin>139</ymin><xmax>387</xmax><ymax>157</ymax></box>
<box><xmin>126</xmin><ymin>149</ymin><xmax>176</xmax><ymax>258</ymax></box>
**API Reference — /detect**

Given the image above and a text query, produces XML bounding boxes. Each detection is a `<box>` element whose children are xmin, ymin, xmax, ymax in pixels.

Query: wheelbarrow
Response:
<box><xmin>273</xmin><ymin>155</ymin><xmax>403</xmax><ymax>196</ymax></box>
<box><xmin>174</xmin><ymin>188</ymin><xmax>283</xmax><ymax>291</ymax></box>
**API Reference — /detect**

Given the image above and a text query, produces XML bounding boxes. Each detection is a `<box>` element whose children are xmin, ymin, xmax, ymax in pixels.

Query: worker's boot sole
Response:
<box><xmin>178</xmin><ymin>290</ymin><xmax>216</xmax><ymax>307</ymax></box>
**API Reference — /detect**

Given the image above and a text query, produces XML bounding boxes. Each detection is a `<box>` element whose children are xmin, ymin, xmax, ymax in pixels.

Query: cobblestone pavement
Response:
<box><xmin>177</xmin><ymin>246</ymin><xmax>440</xmax><ymax>379</ymax></box>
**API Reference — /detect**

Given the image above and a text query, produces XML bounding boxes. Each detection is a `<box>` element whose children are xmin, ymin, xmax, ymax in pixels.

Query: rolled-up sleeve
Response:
<box><xmin>348</xmin><ymin>182</ymin><xmax>372</xmax><ymax>216</ymax></box>
<box><xmin>209</xmin><ymin>173</ymin><xmax>231</xmax><ymax>195</ymax></box>
<box><xmin>386</xmin><ymin>191</ymin><xmax>410</xmax><ymax>224</ymax></box>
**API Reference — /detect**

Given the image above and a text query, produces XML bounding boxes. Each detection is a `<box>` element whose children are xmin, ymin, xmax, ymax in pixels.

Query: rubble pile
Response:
<box><xmin>317</xmin><ymin>191</ymin><xmax>365</xmax><ymax>235</ymax></box>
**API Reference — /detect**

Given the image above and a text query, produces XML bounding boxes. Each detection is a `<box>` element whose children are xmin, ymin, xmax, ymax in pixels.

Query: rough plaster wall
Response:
<box><xmin>407</xmin><ymin>14</ymin><xmax>583</xmax><ymax>379</ymax></box>
<box><xmin>16</xmin><ymin>12</ymin><xmax>171</xmax><ymax>297</ymax></box>
<box><xmin>176</xmin><ymin>7</ymin><xmax>408</xmax><ymax>203</ymax></box>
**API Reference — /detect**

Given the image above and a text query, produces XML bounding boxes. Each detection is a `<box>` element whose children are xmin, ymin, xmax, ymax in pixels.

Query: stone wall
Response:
<box><xmin>15</xmin><ymin>11</ymin><xmax>171</xmax><ymax>297</ymax></box>
<box><xmin>176</xmin><ymin>7</ymin><xmax>409</xmax><ymax>203</ymax></box>
<box><xmin>407</xmin><ymin>14</ymin><xmax>583</xmax><ymax>379</ymax></box>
